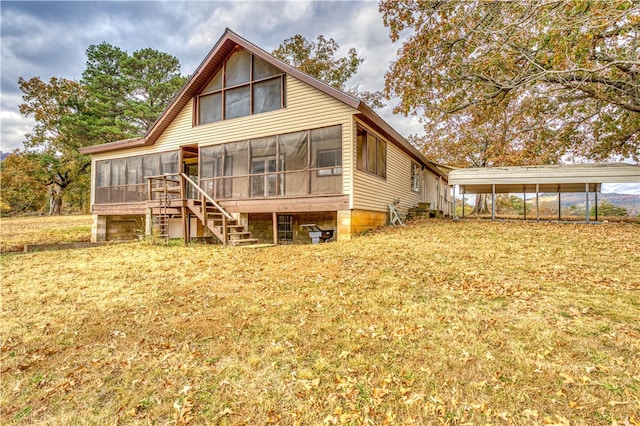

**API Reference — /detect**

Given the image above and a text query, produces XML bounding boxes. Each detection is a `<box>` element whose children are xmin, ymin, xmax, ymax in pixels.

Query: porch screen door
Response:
<box><xmin>251</xmin><ymin>157</ymin><xmax>278</xmax><ymax>197</ymax></box>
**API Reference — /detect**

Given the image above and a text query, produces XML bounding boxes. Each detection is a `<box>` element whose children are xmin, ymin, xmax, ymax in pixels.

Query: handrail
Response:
<box><xmin>180</xmin><ymin>173</ymin><xmax>232</xmax><ymax>220</ymax></box>
<box><xmin>147</xmin><ymin>174</ymin><xmax>181</xmax><ymax>201</ymax></box>
<box><xmin>146</xmin><ymin>173</ymin><xmax>180</xmax><ymax>180</ymax></box>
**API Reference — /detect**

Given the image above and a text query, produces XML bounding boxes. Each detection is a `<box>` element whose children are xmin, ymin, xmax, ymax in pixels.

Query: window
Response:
<box><xmin>317</xmin><ymin>149</ymin><xmax>342</xmax><ymax>176</ymax></box>
<box><xmin>356</xmin><ymin>126</ymin><xmax>386</xmax><ymax>178</ymax></box>
<box><xmin>277</xmin><ymin>215</ymin><xmax>294</xmax><ymax>244</ymax></box>
<box><xmin>94</xmin><ymin>151</ymin><xmax>179</xmax><ymax>204</ymax></box>
<box><xmin>411</xmin><ymin>162</ymin><xmax>421</xmax><ymax>192</ymax></box>
<box><xmin>199</xmin><ymin>125</ymin><xmax>342</xmax><ymax>199</ymax></box>
<box><xmin>197</xmin><ymin>49</ymin><xmax>285</xmax><ymax>124</ymax></box>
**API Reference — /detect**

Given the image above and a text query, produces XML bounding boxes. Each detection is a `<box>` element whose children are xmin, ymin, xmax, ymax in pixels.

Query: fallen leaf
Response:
<box><xmin>218</xmin><ymin>407</ymin><xmax>234</xmax><ymax>417</ymax></box>
<box><xmin>559</xmin><ymin>372</ymin><xmax>575</xmax><ymax>385</ymax></box>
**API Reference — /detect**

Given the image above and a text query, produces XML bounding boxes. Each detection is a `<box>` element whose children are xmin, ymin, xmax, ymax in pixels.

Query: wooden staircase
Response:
<box><xmin>186</xmin><ymin>200</ymin><xmax>258</xmax><ymax>246</ymax></box>
<box><xmin>147</xmin><ymin>173</ymin><xmax>259</xmax><ymax>246</ymax></box>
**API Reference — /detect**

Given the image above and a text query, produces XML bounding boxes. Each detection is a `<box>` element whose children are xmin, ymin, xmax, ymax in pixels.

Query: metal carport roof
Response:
<box><xmin>449</xmin><ymin>163</ymin><xmax>639</xmax><ymax>194</ymax></box>
<box><xmin>448</xmin><ymin>163</ymin><xmax>640</xmax><ymax>222</ymax></box>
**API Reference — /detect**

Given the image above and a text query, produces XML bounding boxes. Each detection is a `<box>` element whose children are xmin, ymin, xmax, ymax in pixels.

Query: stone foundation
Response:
<box><xmin>92</xmin><ymin>209</ymin><xmax>389</xmax><ymax>244</ymax></box>
<box><xmin>92</xmin><ymin>215</ymin><xmax>107</xmax><ymax>242</ymax></box>
<box><xmin>93</xmin><ymin>215</ymin><xmax>144</xmax><ymax>242</ymax></box>
<box><xmin>337</xmin><ymin>209</ymin><xmax>388</xmax><ymax>241</ymax></box>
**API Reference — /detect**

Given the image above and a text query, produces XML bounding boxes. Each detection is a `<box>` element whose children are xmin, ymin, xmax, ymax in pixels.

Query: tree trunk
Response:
<box><xmin>472</xmin><ymin>193</ymin><xmax>489</xmax><ymax>215</ymax></box>
<box><xmin>48</xmin><ymin>185</ymin><xmax>63</xmax><ymax>215</ymax></box>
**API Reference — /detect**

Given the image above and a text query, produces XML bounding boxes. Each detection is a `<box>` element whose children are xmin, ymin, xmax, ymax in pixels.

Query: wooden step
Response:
<box><xmin>206</xmin><ymin>220</ymin><xmax>238</xmax><ymax>229</ymax></box>
<box><xmin>228</xmin><ymin>231</ymin><xmax>251</xmax><ymax>239</ymax></box>
<box><xmin>228</xmin><ymin>238</ymin><xmax>259</xmax><ymax>246</ymax></box>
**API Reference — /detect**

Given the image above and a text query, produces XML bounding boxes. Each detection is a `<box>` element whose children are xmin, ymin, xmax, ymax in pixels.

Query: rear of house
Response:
<box><xmin>81</xmin><ymin>29</ymin><xmax>451</xmax><ymax>245</ymax></box>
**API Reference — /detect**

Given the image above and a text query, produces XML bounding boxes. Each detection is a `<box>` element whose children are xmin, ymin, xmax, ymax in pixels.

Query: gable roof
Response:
<box><xmin>79</xmin><ymin>29</ymin><xmax>445</xmax><ymax>179</ymax></box>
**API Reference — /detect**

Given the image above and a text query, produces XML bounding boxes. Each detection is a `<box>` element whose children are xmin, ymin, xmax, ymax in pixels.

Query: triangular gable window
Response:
<box><xmin>197</xmin><ymin>48</ymin><xmax>285</xmax><ymax>125</ymax></box>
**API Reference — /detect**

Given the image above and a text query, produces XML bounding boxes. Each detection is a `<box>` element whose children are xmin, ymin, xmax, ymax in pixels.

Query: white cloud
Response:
<box><xmin>1</xmin><ymin>109</ymin><xmax>34</xmax><ymax>152</ymax></box>
<box><xmin>283</xmin><ymin>0</ymin><xmax>312</xmax><ymax>21</ymax></box>
<box><xmin>602</xmin><ymin>183</ymin><xmax>640</xmax><ymax>195</ymax></box>
<box><xmin>0</xmin><ymin>1</ymin><xmax>428</xmax><ymax>152</ymax></box>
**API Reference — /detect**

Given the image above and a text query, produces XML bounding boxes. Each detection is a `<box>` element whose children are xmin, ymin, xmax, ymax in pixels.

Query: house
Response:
<box><xmin>80</xmin><ymin>29</ymin><xmax>451</xmax><ymax>245</ymax></box>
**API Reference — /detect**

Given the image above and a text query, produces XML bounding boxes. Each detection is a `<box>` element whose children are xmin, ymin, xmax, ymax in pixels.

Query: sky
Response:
<box><xmin>1</xmin><ymin>0</ymin><xmax>423</xmax><ymax>151</ymax></box>
<box><xmin>1</xmin><ymin>0</ymin><xmax>638</xmax><ymax>194</ymax></box>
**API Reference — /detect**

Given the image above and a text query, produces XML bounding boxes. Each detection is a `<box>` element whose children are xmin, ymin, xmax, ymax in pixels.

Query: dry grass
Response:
<box><xmin>1</xmin><ymin>219</ymin><xmax>639</xmax><ymax>425</ymax></box>
<box><xmin>0</xmin><ymin>215</ymin><xmax>92</xmax><ymax>252</ymax></box>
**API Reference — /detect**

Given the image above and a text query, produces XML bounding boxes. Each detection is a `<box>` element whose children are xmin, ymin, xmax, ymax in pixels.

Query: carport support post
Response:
<box><xmin>491</xmin><ymin>184</ymin><xmax>496</xmax><ymax>220</ymax></box>
<box><xmin>585</xmin><ymin>183</ymin><xmax>590</xmax><ymax>223</ymax></box>
<box><xmin>523</xmin><ymin>188</ymin><xmax>527</xmax><ymax>221</ymax></box>
<box><xmin>558</xmin><ymin>186</ymin><xmax>562</xmax><ymax>221</ymax></box>
<box><xmin>462</xmin><ymin>188</ymin><xmax>465</xmax><ymax>219</ymax></box>
<box><xmin>595</xmin><ymin>192</ymin><xmax>599</xmax><ymax>221</ymax></box>
<box><xmin>536</xmin><ymin>184</ymin><xmax>540</xmax><ymax>221</ymax></box>
<box><xmin>452</xmin><ymin>185</ymin><xmax>457</xmax><ymax>220</ymax></box>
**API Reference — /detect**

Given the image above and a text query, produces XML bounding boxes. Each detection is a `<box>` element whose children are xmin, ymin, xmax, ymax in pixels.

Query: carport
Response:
<box><xmin>449</xmin><ymin>163</ymin><xmax>640</xmax><ymax>222</ymax></box>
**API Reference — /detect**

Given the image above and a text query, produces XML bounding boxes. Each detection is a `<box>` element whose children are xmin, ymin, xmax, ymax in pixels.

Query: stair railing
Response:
<box><xmin>146</xmin><ymin>173</ymin><xmax>233</xmax><ymax>245</ymax></box>
<box><xmin>181</xmin><ymin>173</ymin><xmax>231</xmax><ymax>245</ymax></box>
<box><xmin>146</xmin><ymin>173</ymin><xmax>181</xmax><ymax>202</ymax></box>
<box><xmin>180</xmin><ymin>173</ymin><xmax>232</xmax><ymax>221</ymax></box>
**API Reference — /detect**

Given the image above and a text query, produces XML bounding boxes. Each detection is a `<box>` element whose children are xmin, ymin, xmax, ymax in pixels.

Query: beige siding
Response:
<box><xmin>91</xmin><ymin>76</ymin><xmax>356</xmax><ymax>202</ymax></box>
<box><xmin>90</xmin><ymin>158</ymin><xmax>95</xmax><ymax>205</ymax></box>
<box><xmin>422</xmin><ymin>173</ymin><xmax>450</xmax><ymax>212</ymax></box>
<box><xmin>92</xmin><ymin>77</ymin><xmax>354</xmax><ymax>159</ymax></box>
<box><xmin>423</xmin><ymin>171</ymin><xmax>437</xmax><ymax>206</ymax></box>
<box><xmin>352</xmin><ymin>121</ymin><xmax>422</xmax><ymax>214</ymax></box>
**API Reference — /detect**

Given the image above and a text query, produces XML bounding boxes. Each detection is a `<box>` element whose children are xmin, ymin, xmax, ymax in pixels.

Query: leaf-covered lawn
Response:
<box><xmin>1</xmin><ymin>220</ymin><xmax>639</xmax><ymax>424</ymax></box>
<box><xmin>0</xmin><ymin>215</ymin><xmax>92</xmax><ymax>253</ymax></box>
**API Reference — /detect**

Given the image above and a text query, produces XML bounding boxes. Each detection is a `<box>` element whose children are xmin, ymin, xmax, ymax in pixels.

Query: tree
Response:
<box><xmin>18</xmin><ymin>76</ymin><xmax>90</xmax><ymax>214</ymax></box>
<box><xmin>273</xmin><ymin>34</ymin><xmax>384</xmax><ymax>108</ymax></box>
<box><xmin>122</xmin><ymin>48</ymin><xmax>188</xmax><ymax>132</ymax></box>
<box><xmin>18</xmin><ymin>44</ymin><xmax>187</xmax><ymax>214</ymax></box>
<box><xmin>494</xmin><ymin>194</ymin><xmax>530</xmax><ymax>217</ymax></box>
<box><xmin>411</xmin><ymin>97</ymin><xmax>563</xmax><ymax>213</ymax></box>
<box><xmin>593</xmin><ymin>199</ymin><xmax>628</xmax><ymax>216</ymax></box>
<box><xmin>0</xmin><ymin>151</ymin><xmax>49</xmax><ymax>214</ymax></box>
<box><xmin>75</xmin><ymin>42</ymin><xmax>133</xmax><ymax>144</ymax></box>
<box><xmin>69</xmin><ymin>43</ymin><xmax>188</xmax><ymax>144</ymax></box>
<box><xmin>380</xmin><ymin>0</ymin><xmax>640</xmax><ymax>162</ymax></box>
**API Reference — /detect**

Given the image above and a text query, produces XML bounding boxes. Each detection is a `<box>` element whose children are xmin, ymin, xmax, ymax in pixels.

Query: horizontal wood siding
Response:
<box><xmin>352</xmin><ymin>121</ymin><xmax>421</xmax><ymax>214</ymax></box>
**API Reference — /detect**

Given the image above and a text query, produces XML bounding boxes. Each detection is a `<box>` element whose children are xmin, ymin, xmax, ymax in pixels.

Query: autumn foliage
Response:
<box><xmin>381</xmin><ymin>0</ymin><xmax>640</xmax><ymax>163</ymax></box>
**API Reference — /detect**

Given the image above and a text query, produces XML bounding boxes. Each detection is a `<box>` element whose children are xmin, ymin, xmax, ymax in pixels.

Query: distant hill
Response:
<box><xmin>0</xmin><ymin>151</ymin><xmax>10</xmax><ymax>162</ymax></box>
<box><xmin>538</xmin><ymin>193</ymin><xmax>640</xmax><ymax>216</ymax></box>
